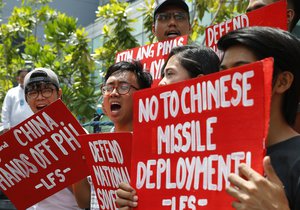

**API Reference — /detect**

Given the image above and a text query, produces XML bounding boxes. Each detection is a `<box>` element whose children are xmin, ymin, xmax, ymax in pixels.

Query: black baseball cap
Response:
<box><xmin>154</xmin><ymin>0</ymin><xmax>189</xmax><ymax>18</ymax></box>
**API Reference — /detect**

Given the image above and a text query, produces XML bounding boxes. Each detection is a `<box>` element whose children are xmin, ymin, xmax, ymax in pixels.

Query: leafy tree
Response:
<box><xmin>191</xmin><ymin>0</ymin><xmax>249</xmax><ymax>43</ymax></box>
<box><xmin>94</xmin><ymin>0</ymin><xmax>139</xmax><ymax>70</ymax></box>
<box><xmin>0</xmin><ymin>0</ymin><xmax>249</xmax><ymax>122</ymax></box>
<box><xmin>0</xmin><ymin>0</ymin><xmax>97</xmax><ymax>122</ymax></box>
<box><xmin>93</xmin><ymin>0</ymin><xmax>249</xmax><ymax>71</ymax></box>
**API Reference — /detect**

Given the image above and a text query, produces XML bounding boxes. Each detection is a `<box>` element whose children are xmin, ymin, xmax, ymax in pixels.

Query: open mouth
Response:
<box><xmin>36</xmin><ymin>105</ymin><xmax>48</xmax><ymax>111</ymax></box>
<box><xmin>167</xmin><ymin>31</ymin><xmax>180</xmax><ymax>38</ymax></box>
<box><xmin>111</xmin><ymin>103</ymin><xmax>121</xmax><ymax>112</ymax></box>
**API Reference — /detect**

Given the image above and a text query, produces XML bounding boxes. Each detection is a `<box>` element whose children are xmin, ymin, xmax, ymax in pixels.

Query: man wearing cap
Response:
<box><xmin>153</xmin><ymin>0</ymin><xmax>191</xmax><ymax>41</ymax></box>
<box><xmin>24</xmin><ymin>68</ymin><xmax>83</xmax><ymax>210</ymax></box>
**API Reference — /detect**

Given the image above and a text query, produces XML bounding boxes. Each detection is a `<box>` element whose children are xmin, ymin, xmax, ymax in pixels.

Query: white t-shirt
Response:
<box><xmin>35</xmin><ymin>188</ymin><xmax>83</xmax><ymax>210</ymax></box>
<box><xmin>1</xmin><ymin>84</ymin><xmax>33</xmax><ymax>129</ymax></box>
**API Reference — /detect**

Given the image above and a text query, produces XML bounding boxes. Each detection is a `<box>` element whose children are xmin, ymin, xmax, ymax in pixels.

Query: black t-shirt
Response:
<box><xmin>267</xmin><ymin>136</ymin><xmax>300</xmax><ymax>210</ymax></box>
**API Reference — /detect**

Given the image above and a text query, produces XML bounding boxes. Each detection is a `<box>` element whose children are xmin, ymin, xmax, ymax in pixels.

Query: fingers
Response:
<box><xmin>227</xmin><ymin>173</ymin><xmax>246</xmax><ymax>192</ymax></box>
<box><xmin>115</xmin><ymin>194</ymin><xmax>138</xmax><ymax>209</ymax></box>
<box><xmin>226</xmin><ymin>159</ymin><xmax>289</xmax><ymax>210</ymax></box>
<box><xmin>226</xmin><ymin>164</ymin><xmax>265</xmax><ymax>200</ymax></box>
<box><xmin>238</xmin><ymin>163</ymin><xmax>262</xmax><ymax>182</ymax></box>
<box><xmin>118</xmin><ymin>207</ymin><xmax>133</xmax><ymax>210</ymax></box>
<box><xmin>227</xmin><ymin>164</ymin><xmax>260</xmax><ymax>192</ymax></box>
<box><xmin>116</xmin><ymin>182</ymin><xmax>138</xmax><ymax>208</ymax></box>
<box><xmin>226</xmin><ymin>174</ymin><xmax>250</xmax><ymax>202</ymax></box>
<box><xmin>231</xmin><ymin>200</ymin><xmax>243</xmax><ymax>210</ymax></box>
<box><xmin>119</xmin><ymin>182</ymin><xmax>136</xmax><ymax>193</ymax></box>
<box><xmin>263</xmin><ymin>156</ymin><xmax>283</xmax><ymax>186</ymax></box>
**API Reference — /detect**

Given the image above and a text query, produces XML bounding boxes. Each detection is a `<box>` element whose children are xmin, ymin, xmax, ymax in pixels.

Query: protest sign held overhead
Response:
<box><xmin>205</xmin><ymin>0</ymin><xmax>287</xmax><ymax>56</ymax></box>
<box><xmin>0</xmin><ymin>99</ymin><xmax>88</xmax><ymax>210</ymax></box>
<box><xmin>130</xmin><ymin>58</ymin><xmax>273</xmax><ymax>210</ymax></box>
<box><xmin>79</xmin><ymin>132</ymin><xmax>132</xmax><ymax>210</ymax></box>
<box><xmin>116</xmin><ymin>36</ymin><xmax>188</xmax><ymax>86</ymax></box>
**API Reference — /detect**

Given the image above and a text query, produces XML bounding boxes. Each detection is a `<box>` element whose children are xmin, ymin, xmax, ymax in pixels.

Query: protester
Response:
<box><xmin>246</xmin><ymin>0</ymin><xmax>300</xmax><ymax>32</ymax></box>
<box><xmin>1</xmin><ymin>69</ymin><xmax>33</xmax><ymax>133</ymax></box>
<box><xmin>153</xmin><ymin>0</ymin><xmax>191</xmax><ymax>41</ymax></box>
<box><xmin>72</xmin><ymin>61</ymin><xmax>152</xmax><ymax>210</ymax></box>
<box><xmin>158</xmin><ymin>45</ymin><xmax>219</xmax><ymax>85</ymax></box>
<box><xmin>115</xmin><ymin>45</ymin><xmax>220</xmax><ymax>209</ymax></box>
<box><xmin>24</xmin><ymin>67</ymin><xmax>83</xmax><ymax>210</ymax></box>
<box><xmin>217</xmin><ymin>26</ymin><xmax>300</xmax><ymax>210</ymax></box>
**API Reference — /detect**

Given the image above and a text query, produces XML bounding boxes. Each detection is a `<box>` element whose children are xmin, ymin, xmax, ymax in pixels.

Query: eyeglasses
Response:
<box><xmin>26</xmin><ymin>88</ymin><xmax>56</xmax><ymax>99</ymax></box>
<box><xmin>156</xmin><ymin>12</ymin><xmax>188</xmax><ymax>22</ymax></box>
<box><xmin>101</xmin><ymin>82</ymin><xmax>139</xmax><ymax>95</ymax></box>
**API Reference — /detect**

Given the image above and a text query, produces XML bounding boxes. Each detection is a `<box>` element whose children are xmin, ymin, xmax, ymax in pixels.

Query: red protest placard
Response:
<box><xmin>0</xmin><ymin>99</ymin><xmax>88</xmax><ymax>210</ymax></box>
<box><xmin>205</xmin><ymin>0</ymin><xmax>287</xmax><ymax>55</ymax></box>
<box><xmin>131</xmin><ymin>58</ymin><xmax>273</xmax><ymax>210</ymax></box>
<box><xmin>79</xmin><ymin>132</ymin><xmax>132</xmax><ymax>210</ymax></box>
<box><xmin>115</xmin><ymin>36</ymin><xmax>188</xmax><ymax>86</ymax></box>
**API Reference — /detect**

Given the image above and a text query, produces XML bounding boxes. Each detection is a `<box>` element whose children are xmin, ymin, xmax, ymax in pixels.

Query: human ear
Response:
<box><xmin>273</xmin><ymin>71</ymin><xmax>294</xmax><ymax>94</ymax></box>
<box><xmin>188</xmin><ymin>23</ymin><xmax>192</xmax><ymax>34</ymax></box>
<box><xmin>58</xmin><ymin>88</ymin><xmax>63</xmax><ymax>99</ymax></box>
<box><xmin>152</xmin><ymin>24</ymin><xmax>156</xmax><ymax>36</ymax></box>
<box><xmin>287</xmin><ymin>9</ymin><xmax>295</xmax><ymax>30</ymax></box>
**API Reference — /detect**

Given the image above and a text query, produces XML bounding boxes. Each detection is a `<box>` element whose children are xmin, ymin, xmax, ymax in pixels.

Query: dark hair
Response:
<box><xmin>161</xmin><ymin>45</ymin><xmax>220</xmax><ymax>78</ymax></box>
<box><xmin>217</xmin><ymin>26</ymin><xmax>300</xmax><ymax>126</ymax></box>
<box><xmin>17</xmin><ymin>69</ymin><xmax>29</xmax><ymax>76</ymax></box>
<box><xmin>288</xmin><ymin>0</ymin><xmax>300</xmax><ymax>30</ymax></box>
<box><xmin>104</xmin><ymin>60</ymin><xmax>152</xmax><ymax>89</ymax></box>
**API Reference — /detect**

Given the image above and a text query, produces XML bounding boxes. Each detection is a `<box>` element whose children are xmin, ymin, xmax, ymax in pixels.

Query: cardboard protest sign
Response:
<box><xmin>79</xmin><ymin>132</ymin><xmax>132</xmax><ymax>210</ymax></box>
<box><xmin>205</xmin><ymin>0</ymin><xmax>287</xmax><ymax>55</ymax></box>
<box><xmin>131</xmin><ymin>58</ymin><xmax>273</xmax><ymax>210</ymax></box>
<box><xmin>116</xmin><ymin>36</ymin><xmax>188</xmax><ymax>86</ymax></box>
<box><xmin>0</xmin><ymin>99</ymin><xmax>88</xmax><ymax>210</ymax></box>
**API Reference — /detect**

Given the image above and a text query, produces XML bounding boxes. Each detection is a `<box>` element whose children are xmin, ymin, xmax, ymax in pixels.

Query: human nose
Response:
<box><xmin>158</xmin><ymin>78</ymin><xmax>167</xmax><ymax>86</ymax></box>
<box><xmin>110</xmin><ymin>87</ymin><xmax>120</xmax><ymax>96</ymax></box>
<box><xmin>168</xmin><ymin>15</ymin><xmax>177</xmax><ymax>25</ymax></box>
<box><xmin>168</xmin><ymin>19</ymin><xmax>176</xmax><ymax>26</ymax></box>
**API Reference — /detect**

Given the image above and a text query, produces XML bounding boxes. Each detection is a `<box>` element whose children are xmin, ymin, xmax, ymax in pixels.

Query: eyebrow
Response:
<box><xmin>220</xmin><ymin>61</ymin><xmax>252</xmax><ymax>70</ymax></box>
<box><xmin>106</xmin><ymin>80</ymin><xmax>129</xmax><ymax>85</ymax></box>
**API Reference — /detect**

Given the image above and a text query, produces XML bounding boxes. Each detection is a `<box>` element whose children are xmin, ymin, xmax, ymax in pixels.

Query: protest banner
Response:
<box><xmin>0</xmin><ymin>99</ymin><xmax>88</xmax><ymax>209</ymax></box>
<box><xmin>79</xmin><ymin>132</ymin><xmax>132</xmax><ymax>210</ymax></box>
<box><xmin>116</xmin><ymin>36</ymin><xmax>188</xmax><ymax>86</ymax></box>
<box><xmin>131</xmin><ymin>58</ymin><xmax>273</xmax><ymax>210</ymax></box>
<box><xmin>205</xmin><ymin>0</ymin><xmax>287</xmax><ymax>56</ymax></box>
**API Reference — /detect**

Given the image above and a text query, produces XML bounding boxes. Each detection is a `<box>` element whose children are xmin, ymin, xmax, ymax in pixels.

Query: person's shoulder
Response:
<box><xmin>267</xmin><ymin>135</ymin><xmax>300</xmax><ymax>159</ymax></box>
<box><xmin>4</xmin><ymin>87</ymin><xmax>17</xmax><ymax>97</ymax></box>
<box><xmin>7</xmin><ymin>85</ymin><xmax>20</xmax><ymax>93</ymax></box>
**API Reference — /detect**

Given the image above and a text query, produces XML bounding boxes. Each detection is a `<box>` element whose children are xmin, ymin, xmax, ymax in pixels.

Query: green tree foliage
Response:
<box><xmin>0</xmin><ymin>0</ymin><xmax>249</xmax><ymax>122</ymax></box>
<box><xmin>0</xmin><ymin>0</ymin><xmax>97</xmax><ymax>121</ymax></box>
<box><xmin>94</xmin><ymin>0</ymin><xmax>139</xmax><ymax>70</ymax></box>
<box><xmin>93</xmin><ymin>0</ymin><xmax>249</xmax><ymax>71</ymax></box>
<box><xmin>191</xmin><ymin>0</ymin><xmax>249</xmax><ymax>43</ymax></box>
<box><xmin>139</xmin><ymin>0</ymin><xmax>155</xmax><ymax>43</ymax></box>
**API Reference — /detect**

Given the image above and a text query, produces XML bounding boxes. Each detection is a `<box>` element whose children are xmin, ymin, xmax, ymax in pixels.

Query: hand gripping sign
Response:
<box><xmin>0</xmin><ymin>99</ymin><xmax>88</xmax><ymax>210</ymax></box>
<box><xmin>79</xmin><ymin>132</ymin><xmax>132</xmax><ymax>210</ymax></box>
<box><xmin>131</xmin><ymin>58</ymin><xmax>273</xmax><ymax>210</ymax></box>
